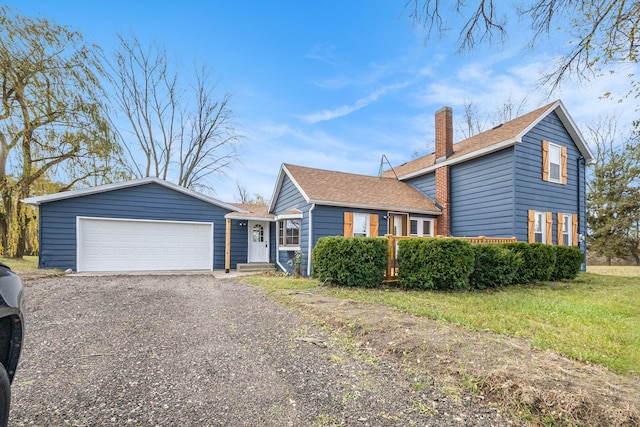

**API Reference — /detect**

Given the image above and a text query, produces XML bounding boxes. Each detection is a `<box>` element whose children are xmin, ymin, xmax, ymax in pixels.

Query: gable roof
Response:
<box><xmin>22</xmin><ymin>177</ymin><xmax>245</xmax><ymax>212</ymax></box>
<box><xmin>269</xmin><ymin>163</ymin><xmax>441</xmax><ymax>215</ymax></box>
<box><xmin>383</xmin><ymin>100</ymin><xmax>595</xmax><ymax>180</ymax></box>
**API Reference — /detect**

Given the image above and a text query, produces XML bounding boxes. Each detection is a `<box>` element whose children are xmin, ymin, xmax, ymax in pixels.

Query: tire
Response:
<box><xmin>0</xmin><ymin>364</ymin><xmax>10</xmax><ymax>427</ymax></box>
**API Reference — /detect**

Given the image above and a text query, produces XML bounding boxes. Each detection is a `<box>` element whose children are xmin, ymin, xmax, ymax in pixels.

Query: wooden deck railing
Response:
<box><xmin>384</xmin><ymin>234</ymin><xmax>518</xmax><ymax>282</ymax></box>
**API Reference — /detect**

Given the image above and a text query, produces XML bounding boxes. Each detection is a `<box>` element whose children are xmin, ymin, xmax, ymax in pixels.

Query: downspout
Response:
<box><xmin>577</xmin><ymin>156</ymin><xmax>585</xmax><ymax>259</ymax></box>
<box><xmin>307</xmin><ymin>203</ymin><xmax>315</xmax><ymax>276</ymax></box>
<box><xmin>275</xmin><ymin>242</ymin><xmax>287</xmax><ymax>272</ymax></box>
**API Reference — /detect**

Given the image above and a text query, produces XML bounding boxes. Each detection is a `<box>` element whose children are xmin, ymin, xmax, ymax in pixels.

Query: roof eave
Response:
<box><xmin>398</xmin><ymin>138</ymin><xmax>520</xmax><ymax>180</ymax></box>
<box><xmin>309</xmin><ymin>199</ymin><xmax>441</xmax><ymax>215</ymax></box>
<box><xmin>21</xmin><ymin>177</ymin><xmax>246</xmax><ymax>213</ymax></box>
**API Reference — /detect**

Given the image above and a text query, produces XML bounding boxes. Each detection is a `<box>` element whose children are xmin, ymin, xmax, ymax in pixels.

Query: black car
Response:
<box><xmin>0</xmin><ymin>262</ymin><xmax>24</xmax><ymax>427</ymax></box>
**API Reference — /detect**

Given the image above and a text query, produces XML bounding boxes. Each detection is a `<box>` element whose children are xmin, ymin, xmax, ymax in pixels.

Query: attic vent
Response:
<box><xmin>492</xmin><ymin>123</ymin><xmax>504</xmax><ymax>130</ymax></box>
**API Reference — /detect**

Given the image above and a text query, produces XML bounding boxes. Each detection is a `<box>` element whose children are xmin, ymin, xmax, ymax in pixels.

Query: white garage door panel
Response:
<box><xmin>77</xmin><ymin>218</ymin><xmax>213</xmax><ymax>272</ymax></box>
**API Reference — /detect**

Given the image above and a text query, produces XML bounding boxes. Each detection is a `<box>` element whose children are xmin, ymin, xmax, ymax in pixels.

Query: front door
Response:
<box><xmin>248</xmin><ymin>220</ymin><xmax>270</xmax><ymax>263</ymax></box>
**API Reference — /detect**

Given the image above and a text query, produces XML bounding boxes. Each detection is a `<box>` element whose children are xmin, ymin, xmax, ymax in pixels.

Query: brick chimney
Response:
<box><xmin>435</xmin><ymin>106</ymin><xmax>453</xmax><ymax>160</ymax></box>
<box><xmin>435</xmin><ymin>107</ymin><xmax>452</xmax><ymax>236</ymax></box>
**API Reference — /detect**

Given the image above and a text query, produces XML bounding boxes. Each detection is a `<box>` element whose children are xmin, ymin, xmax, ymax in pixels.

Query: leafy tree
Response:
<box><xmin>109</xmin><ymin>35</ymin><xmax>241</xmax><ymax>194</ymax></box>
<box><xmin>0</xmin><ymin>6</ymin><xmax>123</xmax><ymax>258</ymax></box>
<box><xmin>404</xmin><ymin>1</ymin><xmax>639</xmax><ymax>91</ymax></box>
<box><xmin>586</xmin><ymin>118</ymin><xmax>640</xmax><ymax>264</ymax></box>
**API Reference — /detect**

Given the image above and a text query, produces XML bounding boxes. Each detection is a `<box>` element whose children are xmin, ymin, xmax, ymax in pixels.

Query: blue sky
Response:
<box><xmin>8</xmin><ymin>1</ymin><xmax>638</xmax><ymax>202</ymax></box>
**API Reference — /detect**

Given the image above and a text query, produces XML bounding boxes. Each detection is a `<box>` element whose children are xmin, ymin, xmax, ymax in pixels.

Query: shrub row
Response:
<box><xmin>311</xmin><ymin>236</ymin><xmax>387</xmax><ymax>287</ymax></box>
<box><xmin>397</xmin><ymin>239</ymin><xmax>584</xmax><ymax>290</ymax></box>
<box><xmin>311</xmin><ymin>236</ymin><xmax>584</xmax><ymax>290</ymax></box>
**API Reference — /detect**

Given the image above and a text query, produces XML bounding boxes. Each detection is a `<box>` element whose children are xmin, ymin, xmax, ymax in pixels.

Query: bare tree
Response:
<box><xmin>403</xmin><ymin>1</ymin><xmax>640</xmax><ymax>90</ymax></box>
<box><xmin>234</xmin><ymin>181</ymin><xmax>268</xmax><ymax>206</ymax></box>
<box><xmin>457</xmin><ymin>99</ymin><xmax>485</xmax><ymax>140</ymax></box>
<box><xmin>109</xmin><ymin>35</ymin><xmax>241</xmax><ymax>193</ymax></box>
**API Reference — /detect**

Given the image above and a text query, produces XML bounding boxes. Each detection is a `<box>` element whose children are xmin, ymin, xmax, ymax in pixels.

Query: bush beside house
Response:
<box><xmin>312</xmin><ymin>237</ymin><xmax>583</xmax><ymax>290</ymax></box>
<box><xmin>311</xmin><ymin>236</ymin><xmax>387</xmax><ymax>288</ymax></box>
<box><xmin>397</xmin><ymin>238</ymin><xmax>475</xmax><ymax>290</ymax></box>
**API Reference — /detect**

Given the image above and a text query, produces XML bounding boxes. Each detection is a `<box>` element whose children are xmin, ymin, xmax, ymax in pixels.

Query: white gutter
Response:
<box><xmin>307</xmin><ymin>203</ymin><xmax>315</xmax><ymax>276</ymax></box>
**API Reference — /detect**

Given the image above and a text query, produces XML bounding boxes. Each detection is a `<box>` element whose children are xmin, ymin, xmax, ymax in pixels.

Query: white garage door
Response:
<box><xmin>77</xmin><ymin>217</ymin><xmax>214</xmax><ymax>272</ymax></box>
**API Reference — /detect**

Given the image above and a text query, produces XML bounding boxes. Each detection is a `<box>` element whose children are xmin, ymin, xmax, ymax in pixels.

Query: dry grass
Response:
<box><xmin>245</xmin><ymin>274</ymin><xmax>640</xmax><ymax>426</ymax></box>
<box><xmin>587</xmin><ymin>265</ymin><xmax>640</xmax><ymax>276</ymax></box>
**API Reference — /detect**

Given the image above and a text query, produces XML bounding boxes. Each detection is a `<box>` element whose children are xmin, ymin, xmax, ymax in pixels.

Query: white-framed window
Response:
<box><xmin>534</xmin><ymin>211</ymin><xmax>545</xmax><ymax>243</ymax></box>
<box><xmin>278</xmin><ymin>219</ymin><xmax>300</xmax><ymax>247</ymax></box>
<box><xmin>562</xmin><ymin>214</ymin><xmax>572</xmax><ymax>246</ymax></box>
<box><xmin>410</xmin><ymin>218</ymin><xmax>434</xmax><ymax>237</ymax></box>
<box><xmin>548</xmin><ymin>142</ymin><xmax>562</xmax><ymax>183</ymax></box>
<box><xmin>353</xmin><ymin>213</ymin><xmax>369</xmax><ymax>237</ymax></box>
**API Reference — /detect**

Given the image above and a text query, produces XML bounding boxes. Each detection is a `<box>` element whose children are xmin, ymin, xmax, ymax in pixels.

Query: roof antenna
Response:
<box><xmin>379</xmin><ymin>154</ymin><xmax>398</xmax><ymax>179</ymax></box>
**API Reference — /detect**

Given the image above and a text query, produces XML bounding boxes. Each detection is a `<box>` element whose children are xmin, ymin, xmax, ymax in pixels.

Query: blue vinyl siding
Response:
<box><xmin>450</xmin><ymin>148</ymin><xmax>516</xmax><ymax>237</ymax></box>
<box><xmin>38</xmin><ymin>182</ymin><xmax>237</xmax><ymax>270</ymax></box>
<box><xmin>272</xmin><ymin>174</ymin><xmax>309</xmax><ymax>274</ymax></box>
<box><xmin>407</xmin><ymin>173</ymin><xmax>436</xmax><ymax>201</ymax></box>
<box><xmin>514</xmin><ymin>112</ymin><xmax>584</xmax><ymax>246</ymax></box>
<box><xmin>228</xmin><ymin>219</ymin><xmax>249</xmax><ymax>268</ymax></box>
<box><xmin>312</xmin><ymin>206</ymin><xmax>388</xmax><ymax>244</ymax></box>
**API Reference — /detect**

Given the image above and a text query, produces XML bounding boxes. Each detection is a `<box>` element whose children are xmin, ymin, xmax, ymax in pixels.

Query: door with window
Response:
<box><xmin>389</xmin><ymin>214</ymin><xmax>408</xmax><ymax>236</ymax></box>
<box><xmin>248</xmin><ymin>220</ymin><xmax>270</xmax><ymax>262</ymax></box>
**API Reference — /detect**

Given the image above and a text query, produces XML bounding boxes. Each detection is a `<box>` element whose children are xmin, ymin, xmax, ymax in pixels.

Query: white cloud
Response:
<box><xmin>302</xmin><ymin>81</ymin><xmax>412</xmax><ymax>124</ymax></box>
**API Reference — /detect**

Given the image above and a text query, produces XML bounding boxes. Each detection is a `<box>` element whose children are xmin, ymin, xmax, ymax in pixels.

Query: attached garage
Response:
<box><xmin>23</xmin><ymin>177</ymin><xmax>249</xmax><ymax>272</ymax></box>
<box><xmin>77</xmin><ymin>217</ymin><xmax>214</xmax><ymax>272</ymax></box>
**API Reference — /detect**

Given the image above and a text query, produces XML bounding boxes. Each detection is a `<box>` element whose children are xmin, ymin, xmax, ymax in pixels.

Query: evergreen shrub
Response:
<box><xmin>551</xmin><ymin>246</ymin><xmax>584</xmax><ymax>280</ymax></box>
<box><xmin>311</xmin><ymin>236</ymin><xmax>387</xmax><ymax>287</ymax></box>
<box><xmin>397</xmin><ymin>238</ymin><xmax>475</xmax><ymax>290</ymax></box>
<box><xmin>469</xmin><ymin>244</ymin><xmax>523</xmax><ymax>289</ymax></box>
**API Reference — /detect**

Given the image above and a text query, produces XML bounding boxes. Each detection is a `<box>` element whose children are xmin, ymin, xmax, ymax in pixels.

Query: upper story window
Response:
<box><xmin>548</xmin><ymin>143</ymin><xmax>562</xmax><ymax>182</ymax></box>
<box><xmin>410</xmin><ymin>218</ymin><xmax>434</xmax><ymax>237</ymax></box>
<box><xmin>542</xmin><ymin>140</ymin><xmax>567</xmax><ymax>184</ymax></box>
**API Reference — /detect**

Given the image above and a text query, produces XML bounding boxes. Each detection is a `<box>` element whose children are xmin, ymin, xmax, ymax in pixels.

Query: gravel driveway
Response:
<box><xmin>10</xmin><ymin>274</ymin><xmax>515</xmax><ymax>426</ymax></box>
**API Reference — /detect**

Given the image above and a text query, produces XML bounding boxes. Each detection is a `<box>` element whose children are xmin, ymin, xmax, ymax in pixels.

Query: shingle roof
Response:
<box><xmin>22</xmin><ymin>177</ymin><xmax>244</xmax><ymax>212</ymax></box>
<box><xmin>383</xmin><ymin>100</ymin><xmax>593</xmax><ymax>180</ymax></box>
<box><xmin>225</xmin><ymin>203</ymin><xmax>275</xmax><ymax>220</ymax></box>
<box><xmin>279</xmin><ymin>164</ymin><xmax>440</xmax><ymax>214</ymax></box>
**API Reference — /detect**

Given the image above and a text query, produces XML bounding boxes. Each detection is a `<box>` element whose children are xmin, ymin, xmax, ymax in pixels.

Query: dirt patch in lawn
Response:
<box><xmin>280</xmin><ymin>292</ymin><xmax>640</xmax><ymax>427</ymax></box>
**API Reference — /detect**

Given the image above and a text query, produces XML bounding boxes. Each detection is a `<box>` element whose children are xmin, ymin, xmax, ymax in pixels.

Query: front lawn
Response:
<box><xmin>244</xmin><ymin>272</ymin><xmax>640</xmax><ymax>375</ymax></box>
<box><xmin>0</xmin><ymin>255</ymin><xmax>39</xmax><ymax>270</ymax></box>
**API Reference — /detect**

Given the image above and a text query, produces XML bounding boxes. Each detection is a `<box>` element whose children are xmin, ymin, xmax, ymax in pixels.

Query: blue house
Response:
<box><xmin>269</xmin><ymin>100</ymin><xmax>594</xmax><ymax>275</ymax></box>
<box><xmin>23</xmin><ymin>178</ymin><xmax>275</xmax><ymax>272</ymax></box>
<box><xmin>25</xmin><ymin>100</ymin><xmax>593</xmax><ymax>275</ymax></box>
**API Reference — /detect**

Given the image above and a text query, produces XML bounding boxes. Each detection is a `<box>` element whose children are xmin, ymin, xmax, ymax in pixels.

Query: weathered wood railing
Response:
<box><xmin>384</xmin><ymin>234</ymin><xmax>518</xmax><ymax>282</ymax></box>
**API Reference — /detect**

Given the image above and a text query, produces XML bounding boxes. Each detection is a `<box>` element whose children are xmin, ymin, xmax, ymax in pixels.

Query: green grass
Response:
<box><xmin>0</xmin><ymin>255</ymin><xmax>39</xmax><ymax>270</ymax></box>
<box><xmin>244</xmin><ymin>273</ymin><xmax>640</xmax><ymax>375</ymax></box>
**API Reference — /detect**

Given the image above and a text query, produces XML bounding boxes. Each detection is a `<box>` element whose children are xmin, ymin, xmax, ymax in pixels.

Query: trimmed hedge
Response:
<box><xmin>499</xmin><ymin>242</ymin><xmax>557</xmax><ymax>283</ymax></box>
<box><xmin>469</xmin><ymin>244</ymin><xmax>523</xmax><ymax>289</ymax></box>
<box><xmin>311</xmin><ymin>236</ymin><xmax>387</xmax><ymax>287</ymax></box>
<box><xmin>398</xmin><ymin>238</ymin><xmax>475</xmax><ymax>290</ymax></box>
<box><xmin>551</xmin><ymin>246</ymin><xmax>584</xmax><ymax>280</ymax></box>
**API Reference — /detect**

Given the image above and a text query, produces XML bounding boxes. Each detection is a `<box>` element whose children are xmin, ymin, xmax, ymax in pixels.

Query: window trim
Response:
<box><xmin>278</xmin><ymin>218</ymin><xmax>301</xmax><ymax>250</ymax></box>
<box><xmin>562</xmin><ymin>214</ymin><xmax>572</xmax><ymax>246</ymax></box>
<box><xmin>548</xmin><ymin>142</ymin><xmax>562</xmax><ymax>183</ymax></box>
<box><xmin>353</xmin><ymin>213</ymin><xmax>370</xmax><ymax>237</ymax></box>
<box><xmin>409</xmin><ymin>218</ymin><xmax>434</xmax><ymax>237</ymax></box>
<box><xmin>534</xmin><ymin>211</ymin><xmax>546</xmax><ymax>243</ymax></box>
